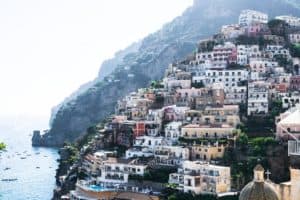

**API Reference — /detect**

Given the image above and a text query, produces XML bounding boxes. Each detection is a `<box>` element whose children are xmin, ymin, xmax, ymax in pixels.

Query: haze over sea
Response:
<box><xmin>0</xmin><ymin>116</ymin><xmax>59</xmax><ymax>200</ymax></box>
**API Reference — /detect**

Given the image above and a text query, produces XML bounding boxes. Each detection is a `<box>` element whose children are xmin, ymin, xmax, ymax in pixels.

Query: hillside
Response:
<box><xmin>32</xmin><ymin>0</ymin><xmax>300</xmax><ymax>147</ymax></box>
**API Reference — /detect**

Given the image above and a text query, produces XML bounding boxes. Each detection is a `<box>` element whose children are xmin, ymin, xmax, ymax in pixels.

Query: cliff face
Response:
<box><xmin>33</xmin><ymin>0</ymin><xmax>300</xmax><ymax>147</ymax></box>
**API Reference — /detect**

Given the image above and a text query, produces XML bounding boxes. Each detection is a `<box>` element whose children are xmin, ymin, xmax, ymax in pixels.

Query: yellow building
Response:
<box><xmin>191</xmin><ymin>143</ymin><xmax>225</xmax><ymax>161</ymax></box>
<box><xmin>181</xmin><ymin>124</ymin><xmax>235</xmax><ymax>139</ymax></box>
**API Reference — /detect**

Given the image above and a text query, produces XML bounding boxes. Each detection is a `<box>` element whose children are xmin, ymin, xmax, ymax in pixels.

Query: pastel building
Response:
<box><xmin>239</xmin><ymin>10</ymin><xmax>268</xmax><ymax>27</ymax></box>
<box><xmin>169</xmin><ymin>161</ymin><xmax>231</xmax><ymax>194</ymax></box>
<box><xmin>181</xmin><ymin>124</ymin><xmax>235</xmax><ymax>139</ymax></box>
<box><xmin>247</xmin><ymin>81</ymin><xmax>269</xmax><ymax>116</ymax></box>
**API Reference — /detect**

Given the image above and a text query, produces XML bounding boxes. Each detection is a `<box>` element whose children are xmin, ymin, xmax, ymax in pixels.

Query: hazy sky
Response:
<box><xmin>0</xmin><ymin>0</ymin><xmax>193</xmax><ymax>119</ymax></box>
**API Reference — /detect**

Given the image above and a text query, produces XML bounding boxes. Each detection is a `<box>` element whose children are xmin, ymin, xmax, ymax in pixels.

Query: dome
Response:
<box><xmin>239</xmin><ymin>165</ymin><xmax>279</xmax><ymax>200</ymax></box>
<box><xmin>239</xmin><ymin>181</ymin><xmax>279</xmax><ymax>200</ymax></box>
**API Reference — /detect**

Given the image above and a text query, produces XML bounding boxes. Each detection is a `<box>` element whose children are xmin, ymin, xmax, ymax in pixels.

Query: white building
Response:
<box><xmin>247</xmin><ymin>81</ymin><xmax>269</xmax><ymax>116</ymax></box>
<box><xmin>133</xmin><ymin>136</ymin><xmax>165</xmax><ymax>150</ymax></box>
<box><xmin>289</xmin><ymin>33</ymin><xmax>300</xmax><ymax>44</ymax></box>
<box><xmin>125</xmin><ymin>147</ymin><xmax>153</xmax><ymax>159</ymax></box>
<box><xmin>225</xmin><ymin>86</ymin><xmax>247</xmax><ymax>104</ymax></box>
<box><xmin>239</xmin><ymin>10</ymin><xmax>268</xmax><ymax>27</ymax></box>
<box><xmin>205</xmin><ymin>69</ymin><xmax>249</xmax><ymax>89</ymax></box>
<box><xmin>275</xmin><ymin>15</ymin><xmax>300</xmax><ymax>27</ymax></box>
<box><xmin>237</xmin><ymin>45</ymin><xmax>260</xmax><ymax>65</ymax></box>
<box><xmin>221</xmin><ymin>24</ymin><xmax>245</xmax><ymax>39</ymax></box>
<box><xmin>282</xmin><ymin>92</ymin><xmax>300</xmax><ymax>109</ymax></box>
<box><xmin>96</xmin><ymin>157</ymin><xmax>147</xmax><ymax>184</ymax></box>
<box><xmin>169</xmin><ymin>161</ymin><xmax>231</xmax><ymax>194</ymax></box>
<box><xmin>154</xmin><ymin>145</ymin><xmax>189</xmax><ymax>166</ymax></box>
<box><xmin>164</xmin><ymin>121</ymin><xmax>182</xmax><ymax>144</ymax></box>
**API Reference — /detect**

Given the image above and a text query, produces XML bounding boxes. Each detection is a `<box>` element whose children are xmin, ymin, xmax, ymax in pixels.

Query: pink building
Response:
<box><xmin>290</xmin><ymin>75</ymin><xmax>300</xmax><ymax>91</ymax></box>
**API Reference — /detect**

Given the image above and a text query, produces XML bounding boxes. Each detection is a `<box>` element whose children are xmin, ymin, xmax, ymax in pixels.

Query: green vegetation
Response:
<box><xmin>0</xmin><ymin>142</ymin><xmax>6</xmax><ymax>150</ymax></box>
<box><xmin>151</xmin><ymin>80</ymin><xmax>164</xmax><ymax>89</ymax></box>
<box><xmin>191</xmin><ymin>81</ymin><xmax>205</xmax><ymax>88</ymax></box>
<box><xmin>289</xmin><ymin>44</ymin><xmax>300</xmax><ymax>57</ymax></box>
<box><xmin>178</xmin><ymin>137</ymin><xmax>228</xmax><ymax>145</ymax></box>
<box><xmin>267</xmin><ymin>19</ymin><xmax>287</xmax><ymax>36</ymax></box>
<box><xmin>63</xmin><ymin>143</ymin><xmax>80</xmax><ymax>165</ymax></box>
<box><xmin>130</xmin><ymin>168</ymin><xmax>177</xmax><ymax>183</ymax></box>
<box><xmin>198</xmin><ymin>40</ymin><xmax>216</xmax><ymax>52</ymax></box>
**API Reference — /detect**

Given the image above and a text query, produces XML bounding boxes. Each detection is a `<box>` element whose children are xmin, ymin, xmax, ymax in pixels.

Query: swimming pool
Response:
<box><xmin>88</xmin><ymin>185</ymin><xmax>108</xmax><ymax>192</ymax></box>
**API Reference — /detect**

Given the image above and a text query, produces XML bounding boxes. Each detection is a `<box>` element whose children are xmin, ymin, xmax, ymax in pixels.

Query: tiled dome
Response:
<box><xmin>239</xmin><ymin>165</ymin><xmax>279</xmax><ymax>200</ymax></box>
<box><xmin>239</xmin><ymin>181</ymin><xmax>279</xmax><ymax>200</ymax></box>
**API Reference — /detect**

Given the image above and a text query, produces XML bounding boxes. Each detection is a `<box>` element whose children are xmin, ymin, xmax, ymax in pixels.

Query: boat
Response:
<box><xmin>4</xmin><ymin>167</ymin><xmax>11</xmax><ymax>170</ymax></box>
<box><xmin>20</xmin><ymin>157</ymin><xmax>26</xmax><ymax>159</ymax></box>
<box><xmin>36</xmin><ymin>166</ymin><xmax>40</xmax><ymax>169</ymax></box>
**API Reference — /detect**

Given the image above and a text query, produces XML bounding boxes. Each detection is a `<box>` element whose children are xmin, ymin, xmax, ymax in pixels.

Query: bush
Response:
<box><xmin>0</xmin><ymin>142</ymin><xmax>6</xmax><ymax>150</ymax></box>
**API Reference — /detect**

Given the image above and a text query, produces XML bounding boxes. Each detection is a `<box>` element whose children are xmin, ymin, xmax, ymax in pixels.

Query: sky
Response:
<box><xmin>0</xmin><ymin>0</ymin><xmax>193</xmax><ymax>119</ymax></box>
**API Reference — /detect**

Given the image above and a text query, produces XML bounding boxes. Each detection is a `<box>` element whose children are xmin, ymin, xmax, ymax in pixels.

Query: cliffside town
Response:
<box><xmin>32</xmin><ymin>0</ymin><xmax>300</xmax><ymax>147</ymax></box>
<box><xmin>53</xmin><ymin>9</ymin><xmax>300</xmax><ymax>200</ymax></box>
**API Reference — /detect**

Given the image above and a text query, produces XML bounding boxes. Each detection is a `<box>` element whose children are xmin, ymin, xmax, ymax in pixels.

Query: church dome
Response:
<box><xmin>239</xmin><ymin>165</ymin><xmax>279</xmax><ymax>200</ymax></box>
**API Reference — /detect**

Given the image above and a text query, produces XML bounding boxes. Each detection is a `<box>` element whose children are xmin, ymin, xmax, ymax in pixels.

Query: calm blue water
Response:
<box><xmin>0</xmin><ymin>116</ymin><xmax>59</xmax><ymax>200</ymax></box>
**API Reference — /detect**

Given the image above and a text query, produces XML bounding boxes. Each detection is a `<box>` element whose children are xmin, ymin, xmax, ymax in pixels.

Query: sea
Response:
<box><xmin>0</xmin><ymin>116</ymin><xmax>59</xmax><ymax>200</ymax></box>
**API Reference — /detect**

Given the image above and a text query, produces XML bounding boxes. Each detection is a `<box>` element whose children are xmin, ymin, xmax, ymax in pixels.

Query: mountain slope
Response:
<box><xmin>33</xmin><ymin>0</ymin><xmax>300</xmax><ymax>147</ymax></box>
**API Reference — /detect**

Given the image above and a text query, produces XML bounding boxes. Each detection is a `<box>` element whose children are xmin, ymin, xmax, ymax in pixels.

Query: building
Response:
<box><xmin>96</xmin><ymin>157</ymin><xmax>147</xmax><ymax>184</ymax></box>
<box><xmin>221</xmin><ymin>24</ymin><xmax>245</xmax><ymax>39</ymax></box>
<box><xmin>239</xmin><ymin>165</ymin><xmax>279</xmax><ymax>200</ymax></box>
<box><xmin>240</xmin><ymin>164</ymin><xmax>300</xmax><ymax>200</ymax></box>
<box><xmin>225</xmin><ymin>86</ymin><xmax>247</xmax><ymax>104</ymax></box>
<box><xmin>181</xmin><ymin>124</ymin><xmax>235</xmax><ymax>139</ymax></box>
<box><xmin>237</xmin><ymin>45</ymin><xmax>260</xmax><ymax>65</ymax></box>
<box><xmin>275</xmin><ymin>15</ymin><xmax>300</xmax><ymax>28</ymax></box>
<box><xmin>125</xmin><ymin>146</ymin><xmax>153</xmax><ymax>159</ymax></box>
<box><xmin>247</xmin><ymin>81</ymin><xmax>269</xmax><ymax>116</ymax></box>
<box><xmin>239</xmin><ymin>10</ymin><xmax>268</xmax><ymax>27</ymax></box>
<box><xmin>154</xmin><ymin>145</ymin><xmax>189</xmax><ymax>166</ymax></box>
<box><xmin>164</xmin><ymin>121</ymin><xmax>182</xmax><ymax>143</ymax></box>
<box><xmin>70</xmin><ymin>180</ymin><xmax>159</xmax><ymax>200</ymax></box>
<box><xmin>195</xmin><ymin>85</ymin><xmax>225</xmax><ymax>110</ymax></box>
<box><xmin>205</xmin><ymin>69</ymin><xmax>249</xmax><ymax>89</ymax></box>
<box><xmin>133</xmin><ymin>136</ymin><xmax>165</xmax><ymax>151</ymax></box>
<box><xmin>169</xmin><ymin>161</ymin><xmax>231</xmax><ymax>194</ymax></box>
<box><xmin>282</xmin><ymin>92</ymin><xmax>300</xmax><ymax>108</ymax></box>
<box><xmin>290</xmin><ymin>75</ymin><xmax>300</xmax><ymax>91</ymax></box>
<box><xmin>289</xmin><ymin>33</ymin><xmax>300</xmax><ymax>44</ymax></box>
<box><xmin>190</xmin><ymin>143</ymin><xmax>225</xmax><ymax>161</ymax></box>
<box><xmin>249</xmin><ymin>59</ymin><xmax>278</xmax><ymax>74</ymax></box>
<box><xmin>212</xmin><ymin>42</ymin><xmax>237</xmax><ymax>65</ymax></box>
<box><xmin>200</xmin><ymin>105</ymin><xmax>240</xmax><ymax>127</ymax></box>
<box><xmin>276</xmin><ymin>106</ymin><xmax>300</xmax><ymax>140</ymax></box>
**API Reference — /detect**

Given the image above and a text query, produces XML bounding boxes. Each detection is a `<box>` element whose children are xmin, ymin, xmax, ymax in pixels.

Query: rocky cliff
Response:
<box><xmin>33</xmin><ymin>0</ymin><xmax>300</xmax><ymax>147</ymax></box>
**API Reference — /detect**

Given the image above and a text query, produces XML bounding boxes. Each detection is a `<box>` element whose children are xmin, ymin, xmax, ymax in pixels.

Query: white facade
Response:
<box><xmin>133</xmin><ymin>136</ymin><xmax>164</xmax><ymax>150</ymax></box>
<box><xmin>282</xmin><ymin>92</ymin><xmax>300</xmax><ymax>109</ymax></box>
<box><xmin>237</xmin><ymin>45</ymin><xmax>260</xmax><ymax>65</ymax></box>
<box><xmin>247</xmin><ymin>81</ymin><xmax>269</xmax><ymax>116</ymax></box>
<box><xmin>96</xmin><ymin>158</ymin><xmax>147</xmax><ymax>184</ymax></box>
<box><xmin>239</xmin><ymin>10</ymin><xmax>268</xmax><ymax>27</ymax></box>
<box><xmin>225</xmin><ymin>86</ymin><xmax>247</xmax><ymax>104</ymax></box>
<box><xmin>169</xmin><ymin>161</ymin><xmax>231</xmax><ymax>194</ymax></box>
<box><xmin>221</xmin><ymin>24</ymin><xmax>245</xmax><ymax>39</ymax></box>
<box><xmin>205</xmin><ymin>69</ymin><xmax>249</xmax><ymax>89</ymax></box>
<box><xmin>289</xmin><ymin>33</ymin><xmax>300</xmax><ymax>44</ymax></box>
<box><xmin>154</xmin><ymin>145</ymin><xmax>189</xmax><ymax>166</ymax></box>
<box><xmin>164</xmin><ymin>121</ymin><xmax>182</xmax><ymax>143</ymax></box>
<box><xmin>276</xmin><ymin>15</ymin><xmax>300</xmax><ymax>27</ymax></box>
<box><xmin>125</xmin><ymin>147</ymin><xmax>153</xmax><ymax>159</ymax></box>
